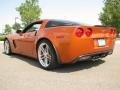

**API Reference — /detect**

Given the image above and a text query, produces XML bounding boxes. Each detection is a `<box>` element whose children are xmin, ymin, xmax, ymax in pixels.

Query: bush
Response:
<box><xmin>0</xmin><ymin>35</ymin><xmax>6</xmax><ymax>41</ymax></box>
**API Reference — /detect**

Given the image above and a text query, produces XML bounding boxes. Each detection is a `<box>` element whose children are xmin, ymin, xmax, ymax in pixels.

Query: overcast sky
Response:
<box><xmin>0</xmin><ymin>0</ymin><xmax>104</xmax><ymax>33</ymax></box>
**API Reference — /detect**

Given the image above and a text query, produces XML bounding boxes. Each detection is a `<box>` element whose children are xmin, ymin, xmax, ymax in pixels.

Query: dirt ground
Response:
<box><xmin>0</xmin><ymin>41</ymin><xmax>120</xmax><ymax>90</ymax></box>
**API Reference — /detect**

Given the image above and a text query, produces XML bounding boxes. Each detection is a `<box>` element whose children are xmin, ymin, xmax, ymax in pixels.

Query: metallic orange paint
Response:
<box><xmin>6</xmin><ymin>19</ymin><xmax>117</xmax><ymax>64</ymax></box>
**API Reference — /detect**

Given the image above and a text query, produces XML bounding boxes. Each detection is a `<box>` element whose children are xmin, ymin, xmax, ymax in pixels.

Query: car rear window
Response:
<box><xmin>45</xmin><ymin>20</ymin><xmax>81</xmax><ymax>28</ymax></box>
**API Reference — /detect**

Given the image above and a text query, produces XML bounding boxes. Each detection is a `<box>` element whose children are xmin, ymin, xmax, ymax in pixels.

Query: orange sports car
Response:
<box><xmin>4</xmin><ymin>19</ymin><xmax>116</xmax><ymax>69</ymax></box>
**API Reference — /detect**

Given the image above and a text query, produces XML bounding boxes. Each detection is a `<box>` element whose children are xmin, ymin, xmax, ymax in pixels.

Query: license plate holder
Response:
<box><xmin>98</xmin><ymin>39</ymin><xmax>106</xmax><ymax>46</ymax></box>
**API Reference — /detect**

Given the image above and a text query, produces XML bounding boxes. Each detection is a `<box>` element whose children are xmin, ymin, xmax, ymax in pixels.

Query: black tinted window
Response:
<box><xmin>45</xmin><ymin>20</ymin><xmax>81</xmax><ymax>28</ymax></box>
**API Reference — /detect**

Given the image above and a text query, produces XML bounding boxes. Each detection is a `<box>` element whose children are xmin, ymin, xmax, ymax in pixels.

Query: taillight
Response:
<box><xmin>75</xmin><ymin>28</ymin><xmax>84</xmax><ymax>37</ymax></box>
<box><xmin>85</xmin><ymin>28</ymin><xmax>92</xmax><ymax>37</ymax></box>
<box><xmin>109</xmin><ymin>29</ymin><xmax>116</xmax><ymax>35</ymax></box>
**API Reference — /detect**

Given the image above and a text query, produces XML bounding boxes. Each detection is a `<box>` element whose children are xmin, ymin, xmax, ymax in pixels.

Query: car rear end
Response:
<box><xmin>59</xmin><ymin>26</ymin><xmax>116</xmax><ymax>63</ymax></box>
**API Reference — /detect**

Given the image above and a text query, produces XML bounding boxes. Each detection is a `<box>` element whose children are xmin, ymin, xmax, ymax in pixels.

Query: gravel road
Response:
<box><xmin>0</xmin><ymin>41</ymin><xmax>120</xmax><ymax>90</ymax></box>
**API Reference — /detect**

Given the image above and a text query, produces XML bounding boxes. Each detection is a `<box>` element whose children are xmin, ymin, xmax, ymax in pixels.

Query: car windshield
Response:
<box><xmin>45</xmin><ymin>20</ymin><xmax>82</xmax><ymax>28</ymax></box>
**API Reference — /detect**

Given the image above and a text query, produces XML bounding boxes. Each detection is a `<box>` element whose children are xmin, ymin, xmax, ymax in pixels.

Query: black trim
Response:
<box><xmin>35</xmin><ymin>31</ymin><xmax>37</xmax><ymax>36</ymax></box>
<box><xmin>13</xmin><ymin>40</ymin><xmax>16</xmax><ymax>48</ymax></box>
<box><xmin>94</xmin><ymin>25</ymin><xmax>111</xmax><ymax>27</ymax></box>
<box><xmin>72</xmin><ymin>49</ymin><xmax>113</xmax><ymax>63</ymax></box>
<box><xmin>22</xmin><ymin>21</ymin><xmax>43</xmax><ymax>33</ymax></box>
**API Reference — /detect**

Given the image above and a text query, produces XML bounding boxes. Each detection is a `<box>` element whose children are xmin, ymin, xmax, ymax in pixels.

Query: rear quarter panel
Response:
<box><xmin>41</xmin><ymin>26</ymin><xmax>116</xmax><ymax>64</ymax></box>
<box><xmin>35</xmin><ymin>26</ymin><xmax>76</xmax><ymax>62</ymax></box>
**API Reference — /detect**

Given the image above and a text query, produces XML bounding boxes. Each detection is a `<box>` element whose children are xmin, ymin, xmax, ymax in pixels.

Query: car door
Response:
<box><xmin>14</xmin><ymin>21</ymin><xmax>42</xmax><ymax>57</ymax></box>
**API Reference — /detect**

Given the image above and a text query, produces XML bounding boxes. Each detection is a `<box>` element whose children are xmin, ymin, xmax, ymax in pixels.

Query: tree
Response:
<box><xmin>16</xmin><ymin>0</ymin><xmax>42</xmax><ymax>26</ymax></box>
<box><xmin>99</xmin><ymin>0</ymin><xmax>120</xmax><ymax>33</ymax></box>
<box><xmin>12</xmin><ymin>23</ymin><xmax>21</xmax><ymax>31</ymax></box>
<box><xmin>4</xmin><ymin>24</ymin><xmax>12</xmax><ymax>34</ymax></box>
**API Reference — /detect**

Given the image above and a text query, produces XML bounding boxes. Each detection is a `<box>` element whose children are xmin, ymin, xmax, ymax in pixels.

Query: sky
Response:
<box><xmin>0</xmin><ymin>0</ymin><xmax>104</xmax><ymax>33</ymax></box>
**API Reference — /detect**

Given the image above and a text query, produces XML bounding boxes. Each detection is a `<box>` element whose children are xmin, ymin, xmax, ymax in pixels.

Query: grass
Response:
<box><xmin>0</xmin><ymin>35</ymin><xmax>6</xmax><ymax>41</ymax></box>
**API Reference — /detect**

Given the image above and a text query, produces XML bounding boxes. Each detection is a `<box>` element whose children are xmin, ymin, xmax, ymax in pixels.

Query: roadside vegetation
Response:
<box><xmin>99</xmin><ymin>0</ymin><xmax>120</xmax><ymax>34</ymax></box>
<box><xmin>0</xmin><ymin>34</ymin><xmax>6</xmax><ymax>41</ymax></box>
<box><xmin>0</xmin><ymin>0</ymin><xmax>42</xmax><ymax>41</ymax></box>
<box><xmin>1</xmin><ymin>0</ymin><xmax>120</xmax><ymax>41</ymax></box>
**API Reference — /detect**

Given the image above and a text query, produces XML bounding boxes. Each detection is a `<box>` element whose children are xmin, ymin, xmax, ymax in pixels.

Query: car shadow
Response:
<box><xmin>3</xmin><ymin>53</ymin><xmax>105</xmax><ymax>73</ymax></box>
<box><xmin>2</xmin><ymin>53</ymin><xmax>40</xmax><ymax>68</ymax></box>
<box><xmin>52</xmin><ymin>60</ymin><xmax>105</xmax><ymax>73</ymax></box>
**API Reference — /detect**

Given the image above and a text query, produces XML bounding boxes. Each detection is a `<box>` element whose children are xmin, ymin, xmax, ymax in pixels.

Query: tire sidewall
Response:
<box><xmin>37</xmin><ymin>40</ymin><xmax>57</xmax><ymax>70</ymax></box>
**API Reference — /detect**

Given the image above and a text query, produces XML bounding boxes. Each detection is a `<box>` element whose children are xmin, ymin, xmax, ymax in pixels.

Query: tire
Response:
<box><xmin>37</xmin><ymin>40</ymin><xmax>58</xmax><ymax>70</ymax></box>
<box><xmin>4</xmin><ymin>39</ymin><xmax>12</xmax><ymax>55</ymax></box>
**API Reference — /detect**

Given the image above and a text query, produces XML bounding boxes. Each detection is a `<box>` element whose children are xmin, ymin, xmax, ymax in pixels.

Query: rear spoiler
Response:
<box><xmin>94</xmin><ymin>25</ymin><xmax>112</xmax><ymax>27</ymax></box>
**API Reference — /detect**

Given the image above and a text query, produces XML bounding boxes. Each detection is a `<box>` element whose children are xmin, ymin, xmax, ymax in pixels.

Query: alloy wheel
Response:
<box><xmin>4</xmin><ymin>40</ymin><xmax>10</xmax><ymax>54</ymax></box>
<box><xmin>38</xmin><ymin>43</ymin><xmax>52</xmax><ymax>68</ymax></box>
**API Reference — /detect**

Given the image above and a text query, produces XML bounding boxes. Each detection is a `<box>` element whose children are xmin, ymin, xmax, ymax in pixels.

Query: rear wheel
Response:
<box><xmin>37</xmin><ymin>40</ymin><xmax>58</xmax><ymax>70</ymax></box>
<box><xmin>4</xmin><ymin>39</ymin><xmax>12</xmax><ymax>55</ymax></box>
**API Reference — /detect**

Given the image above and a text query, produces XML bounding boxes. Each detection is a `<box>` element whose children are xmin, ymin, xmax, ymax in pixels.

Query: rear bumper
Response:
<box><xmin>72</xmin><ymin>49</ymin><xmax>113</xmax><ymax>63</ymax></box>
<box><xmin>55</xmin><ymin>36</ymin><xmax>116</xmax><ymax>64</ymax></box>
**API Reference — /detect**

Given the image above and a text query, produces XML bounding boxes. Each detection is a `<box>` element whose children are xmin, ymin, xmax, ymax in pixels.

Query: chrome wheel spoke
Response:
<box><xmin>40</xmin><ymin>46</ymin><xmax>45</xmax><ymax>53</ymax></box>
<box><xmin>41</xmin><ymin>55</ymin><xmax>45</xmax><ymax>59</ymax></box>
<box><xmin>46</xmin><ymin>54</ymin><xmax>51</xmax><ymax>60</ymax></box>
<box><xmin>44</xmin><ymin>58</ymin><xmax>49</xmax><ymax>66</ymax></box>
<box><xmin>45</xmin><ymin>45</ymin><xmax>49</xmax><ymax>53</ymax></box>
<box><xmin>38</xmin><ymin>43</ymin><xmax>52</xmax><ymax>68</ymax></box>
<box><xmin>39</xmin><ymin>54</ymin><xmax>45</xmax><ymax>60</ymax></box>
<box><xmin>4</xmin><ymin>40</ymin><xmax>9</xmax><ymax>54</ymax></box>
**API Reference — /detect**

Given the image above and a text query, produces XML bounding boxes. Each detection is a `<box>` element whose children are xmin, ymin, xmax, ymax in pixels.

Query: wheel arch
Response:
<box><xmin>36</xmin><ymin>37</ymin><xmax>61</xmax><ymax>64</ymax></box>
<box><xmin>4</xmin><ymin>37</ymin><xmax>8</xmax><ymax>42</ymax></box>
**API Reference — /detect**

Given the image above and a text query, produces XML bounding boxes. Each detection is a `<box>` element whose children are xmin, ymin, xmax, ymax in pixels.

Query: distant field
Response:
<box><xmin>0</xmin><ymin>34</ymin><xmax>6</xmax><ymax>41</ymax></box>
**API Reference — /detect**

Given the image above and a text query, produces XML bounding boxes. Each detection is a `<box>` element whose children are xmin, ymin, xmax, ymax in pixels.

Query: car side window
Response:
<box><xmin>26</xmin><ymin>24</ymin><xmax>41</xmax><ymax>33</ymax></box>
<box><xmin>45</xmin><ymin>20</ymin><xmax>80</xmax><ymax>28</ymax></box>
<box><xmin>23</xmin><ymin>21</ymin><xmax>42</xmax><ymax>33</ymax></box>
<box><xmin>45</xmin><ymin>21</ymin><xmax>56</xmax><ymax>28</ymax></box>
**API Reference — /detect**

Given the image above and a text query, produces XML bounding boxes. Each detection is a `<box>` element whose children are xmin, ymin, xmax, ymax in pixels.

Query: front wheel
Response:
<box><xmin>4</xmin><ymin>39</ymin><xmax>12</xmax><ymax>55</ymax></box>
<box><xmin>37</xmin><ymin>40</ymin><xmax>58</xmax><ymax>70</ymax></box>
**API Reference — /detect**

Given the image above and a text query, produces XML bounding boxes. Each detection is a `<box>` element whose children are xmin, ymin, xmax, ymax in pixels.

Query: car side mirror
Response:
<box><xmin>16</xmin><ymin>30</ymin><xmax>22</xmax><ymax>33</ymax></box>
<box><xmin>16</xmin><ymin>30</ymin><xmax>23</xmax><ymax>36</ymax></box>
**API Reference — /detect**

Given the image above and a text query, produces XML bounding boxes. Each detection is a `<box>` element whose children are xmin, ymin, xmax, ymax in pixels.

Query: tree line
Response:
<box><xmin>100</xmin><ymin>0</ymin><xmax>120</xmax><ymax>33</ymax></box>
<box><xmin>4</xmin><ymin>0</ymin><xmax>41</xmax><ymax>34</ymax></box>
<box><xmin>4</xmin><ymin>0</ymin><xmax>120</xmax><ymax>34</ymax></box>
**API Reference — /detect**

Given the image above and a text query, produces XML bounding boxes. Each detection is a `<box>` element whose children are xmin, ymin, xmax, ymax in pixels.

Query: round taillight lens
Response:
<box><xmin>109</xmin><ymin>29</ymin><xmax>116</xmax><ymax>35</ymax></box>
<box><xmin>113</xmin><ymin>29</ymin><xmax>116</xmax><ymax>34</ymax></box>
<box><xmin>75</xmin><ymin>28</ymin><xmax>84</xmax><ymax>37</ymax></box>
<box><xmin>85</xmin><ymin>28</ymin><xmax>92</xmax><ymax>37</ymax></box>
<box><xmin>110</xmin><ymin>29</ymin><xmax>113</xmax><ymax>34</ymax></box>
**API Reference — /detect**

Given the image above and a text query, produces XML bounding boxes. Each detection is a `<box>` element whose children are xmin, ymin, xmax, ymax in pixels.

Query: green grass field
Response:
<box><xmin>0</xmin><ymin>34</ymin><xmax>6</xmax><ymax>41</ymax></box>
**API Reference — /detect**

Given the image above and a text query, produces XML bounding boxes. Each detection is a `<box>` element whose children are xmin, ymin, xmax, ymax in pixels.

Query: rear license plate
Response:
<box><xmin>98</xmin><ymin>39</ymin><xmax>106</xmax><ymax>46</ymax></box>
